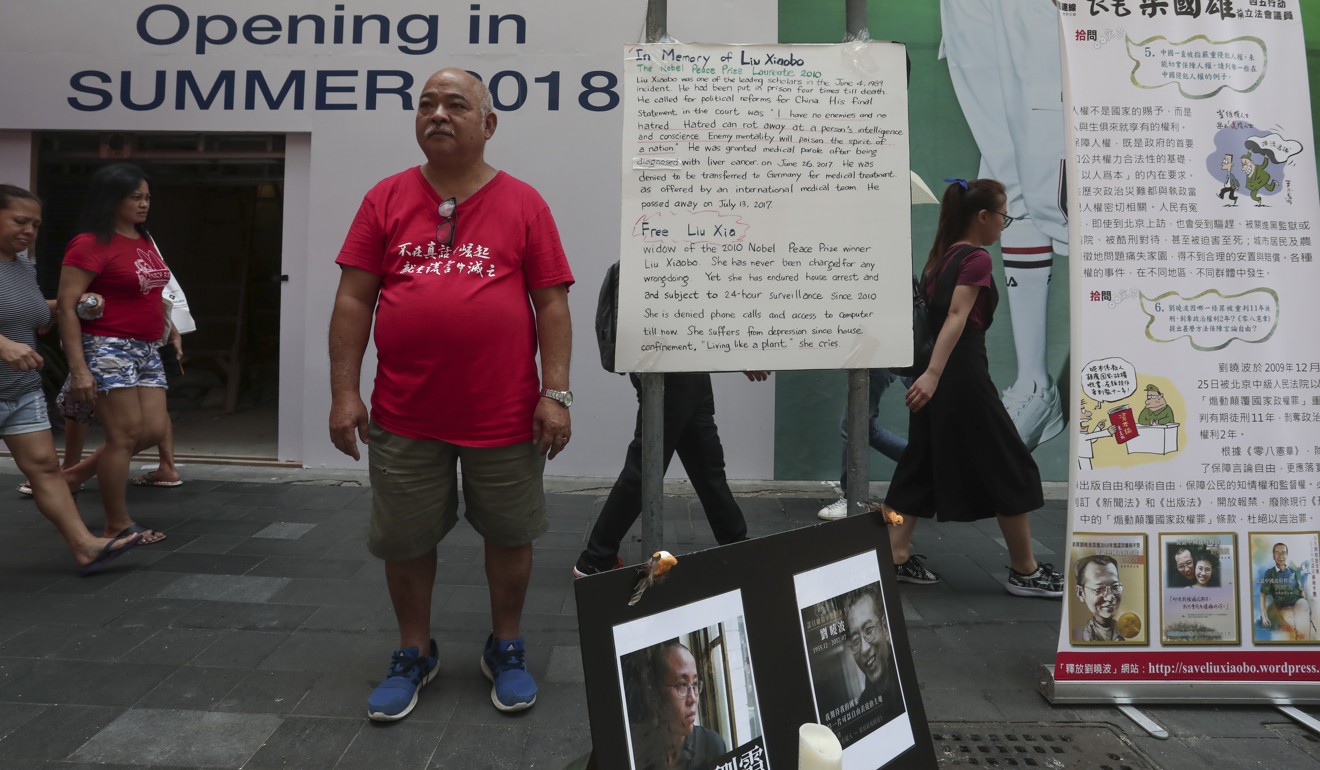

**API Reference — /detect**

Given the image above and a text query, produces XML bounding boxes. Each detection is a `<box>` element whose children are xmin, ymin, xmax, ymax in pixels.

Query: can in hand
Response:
<box><xmin>76</xmin><ymin>295</ymin><xmax>102</xmax><ymax>320</ymax></box>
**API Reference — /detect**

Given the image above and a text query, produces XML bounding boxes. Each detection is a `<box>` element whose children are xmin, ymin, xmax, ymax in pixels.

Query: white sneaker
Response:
<box><xmin>1002</xmin><ymin>379</ymin><xmax>1065</xmax><ymax>450</ymax></box>
<box><xmin>817</xmin><ymin>497</ymin><xmax>849</xmax><ymax>521</ymax></box>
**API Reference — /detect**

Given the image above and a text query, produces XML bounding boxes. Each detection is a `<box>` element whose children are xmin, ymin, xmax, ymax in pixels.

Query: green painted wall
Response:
<box><xmin>774</xmin><ymin>2</ymin><xmax>1072</xmax><ymax>482</ymax></box>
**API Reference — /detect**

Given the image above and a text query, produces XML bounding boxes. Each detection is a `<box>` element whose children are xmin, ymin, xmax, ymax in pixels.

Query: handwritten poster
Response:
<box><xmin>616</xmin><ymin>42</ymin><xmax>911</xmax><ymax>373</ymax></box>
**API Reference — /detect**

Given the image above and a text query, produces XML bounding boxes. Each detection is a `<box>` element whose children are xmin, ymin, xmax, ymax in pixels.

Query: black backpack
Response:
<box><xmin>595</xmin><ymin>260</ymin><xmax>622</xmax><ymax>373</ymax></box>
<box><xmin>891</xmin><ymin>245</ymin><xmax>976</xmax><ymax>378</ymax></box>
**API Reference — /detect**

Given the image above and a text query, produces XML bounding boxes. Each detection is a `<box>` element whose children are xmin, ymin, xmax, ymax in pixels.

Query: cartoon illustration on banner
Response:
<box><xmin>1077</xmin><ymin>358</ymin><xmax>1183</xmax><ymax>470</ymax></box>
<box><xmin>1068</xmin><ymin>533</ymin><xmax>1148</xmax><ymax>645</ymax></box>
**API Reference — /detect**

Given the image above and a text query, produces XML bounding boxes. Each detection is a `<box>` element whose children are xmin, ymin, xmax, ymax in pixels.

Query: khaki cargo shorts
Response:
<box><xmin>366</xmin><ymin>421</ymin><xmax>548</xmax><ymax>560</ymax></box>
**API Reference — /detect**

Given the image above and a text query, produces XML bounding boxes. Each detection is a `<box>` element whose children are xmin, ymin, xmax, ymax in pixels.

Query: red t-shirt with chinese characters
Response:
<box><xmin>63</xmin><ymin>232</ymin><xmax>171</xmax><ymax>342</ymax></box>
<box><xmin>336</xmin><ymin>168</ymin><xmax>574</xmax><ymax>447</ymax></box>
<box><xmin>926</xmin><ymin>245</ymin><xmax>994</xmax><ymax>330</ymax></box>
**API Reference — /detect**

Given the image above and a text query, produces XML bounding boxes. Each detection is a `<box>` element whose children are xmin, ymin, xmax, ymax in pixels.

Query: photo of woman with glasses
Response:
<box><xmin>1162</xmin><ymin>533</ymin><xmax>1239</xmax><ymax>645</ymax></box>
<box><xmin>621</xmin><ymin>639</ymin><xmax>727</xmax><ymax>770</ymax></box>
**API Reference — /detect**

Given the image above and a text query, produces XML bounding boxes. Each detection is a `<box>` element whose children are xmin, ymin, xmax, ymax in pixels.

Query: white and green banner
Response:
<box><xmin>1056</xmin><ymin>2</ymin><xmax>1320</xmax><ymax>686</ymax></box>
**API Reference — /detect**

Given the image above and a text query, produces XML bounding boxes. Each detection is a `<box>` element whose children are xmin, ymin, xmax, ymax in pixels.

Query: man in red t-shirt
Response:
<box><xmin>329</xmin><ymin>68</ymin><xmax>573</xmax><ymax>721</ymax></box>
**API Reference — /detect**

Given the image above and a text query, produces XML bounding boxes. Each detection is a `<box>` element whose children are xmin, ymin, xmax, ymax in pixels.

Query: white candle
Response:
<box><xmin>799</xmin><ymin>723</ymin><xmax>843</xmax><ymax>770</ymax></box>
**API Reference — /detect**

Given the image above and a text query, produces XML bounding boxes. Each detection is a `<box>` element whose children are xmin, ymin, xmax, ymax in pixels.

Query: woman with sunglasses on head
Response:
<box><xmin>56</xmin><ymin>163</ymin><xmax>172</xmax><ymax>546</ymax></box>
<box><xmin>0</xmin><ymin>184</ymin><xmax>144</xmax><ymax>574</ymax></box>
<box><xmin>883</xmin><ymin>178</ymin><xmax>1063</xmax><ymax>598</ymax></box>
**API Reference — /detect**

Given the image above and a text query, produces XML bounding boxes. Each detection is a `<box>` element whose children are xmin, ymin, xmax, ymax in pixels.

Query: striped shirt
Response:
<box><xmin>0</xmin><ymin>254</ymin><xmax>52</xmax><ymax>400</ymax></box>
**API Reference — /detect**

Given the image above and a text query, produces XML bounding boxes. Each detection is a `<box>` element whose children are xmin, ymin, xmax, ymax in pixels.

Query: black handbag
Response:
<box><xmin>891</xmin><ymin>245</ymin><xmax>976</xmax><ymax>378</ymax></box>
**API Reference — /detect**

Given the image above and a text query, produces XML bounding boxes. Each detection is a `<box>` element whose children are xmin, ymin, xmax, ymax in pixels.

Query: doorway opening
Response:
<box><xmin>33</xmin><ymin>131</ymin><xmax>286</xmax><ymax>462</ymax></box>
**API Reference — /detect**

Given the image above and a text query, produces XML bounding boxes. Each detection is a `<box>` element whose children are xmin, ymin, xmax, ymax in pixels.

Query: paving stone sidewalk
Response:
<box><xmin>1</xmin><ymin>470</ymin><xmax>1316</xmax><ymax>769</ymax></box>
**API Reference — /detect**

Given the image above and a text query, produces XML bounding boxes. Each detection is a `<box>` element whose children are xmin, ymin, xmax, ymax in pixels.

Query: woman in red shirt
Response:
<box><xmin>57</xmin><ymin>163</ymin><xmax>172</xmax><ymax>546</ymax></box>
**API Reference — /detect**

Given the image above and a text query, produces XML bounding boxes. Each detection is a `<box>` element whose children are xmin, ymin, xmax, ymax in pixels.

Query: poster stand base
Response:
<box><xmin>1116</xmin><ymin>705</ymin><xmax>1168</xmax><ymax>739</ymax></box>
<box><xmin>1038</xmin><ymin>664</ymin><xmax>1320</xmax><ymax>707</ymax></box>
<box><xmin>1278</xmin><ymin>706</ymin><xmax>1320</xmax><ymax>738</ymax></box>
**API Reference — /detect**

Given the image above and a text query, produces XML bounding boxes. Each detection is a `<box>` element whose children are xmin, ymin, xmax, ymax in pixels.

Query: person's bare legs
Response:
<box><xmin>63</xmin><ymin>446</ymin><xmax>101</xmax><ymax>488</ymax></box>
<box><xmin>95</xmin><ymin>387</ymin><xmax>168</xmax><ymax>541</ymax></box>
<box><xmin>888</xmin><ymin>516</ymin><xmax>919</xmax><ymax>565</ymax></box>
<box><xmin>7</xmin><ymin>430</ymin><xmax>128</xmax><ymax>567</ymax></box>
<box><xmin>20</xmin><ymin>419</ymin><xmax>90</xmax><ymax>494</ymax></box>
<box><xmin>62</xmin><ymin>419</ymin><xmax>87</xmax><ymax>469</ymax></box>
<box><xmin>996</xmin><ymin>513</ymin><xmax>1039</xmax><ymax>575</ymax></box>
<box><xmin>386</xmin><ymin>548</ymin><xmax>437</xmax><ymax>651</ymax></box>
<box><xmin>148</xmin><ymin>413</ymin><xmax>181</xmax><ymax>483</ymax></box>
<box><xmin>486</xmin><ymin>541</ymin><xmax>532</xmax><ymax>639</ymax></box>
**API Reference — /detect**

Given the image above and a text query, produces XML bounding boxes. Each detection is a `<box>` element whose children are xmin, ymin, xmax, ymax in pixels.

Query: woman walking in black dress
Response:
<box><xmin>885</xmin><ymin>178</ymin><xmax>1063</xmax><ymax>598</ymax></box>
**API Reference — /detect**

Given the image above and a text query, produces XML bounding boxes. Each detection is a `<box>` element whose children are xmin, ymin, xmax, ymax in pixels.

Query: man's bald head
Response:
<box><xmin>423</xmin><ymin>68</ymin><xmax>493</xmax><ymax>119</ymax></box>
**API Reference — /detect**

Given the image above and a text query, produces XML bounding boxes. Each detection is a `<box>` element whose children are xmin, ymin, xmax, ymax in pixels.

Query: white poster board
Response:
<box><xmin>1055</xmin><ymin>4</ymin><xmax>1320</xmax><ymax>690</ymax></box>
<box><xmin>616</xmin><ymin>42</ymin><xmax>911</xmax><ymax>373</ymax></box>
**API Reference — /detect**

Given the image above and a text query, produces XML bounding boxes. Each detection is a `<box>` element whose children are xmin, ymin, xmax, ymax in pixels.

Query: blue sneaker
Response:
<box><xmin>366</xmin><ymin>640</ymin><xmax>439</xmax><ymax>721</ymax></box>
<box><xmin>479</xmin><ymin>633</ymin><xmax>537</xmax><ymax>712</ymax></box>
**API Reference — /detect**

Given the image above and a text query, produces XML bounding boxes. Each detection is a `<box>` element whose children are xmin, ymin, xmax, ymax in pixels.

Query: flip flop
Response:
<box><xmin>131</xmin><ymin>472</ymin><xmax>183</xmax><ymax>487</ymax></box>
<box><xmin>80</xmin><ymin>532</ymin><xmax>145</xmax><ymax>577</ymax></box>
<box><xmin>17</xmin><ymin>482</ymin><xmax>85</xmax><ymax>496</ymax></box>
<box><xmin>116</xmin><ymin>522</ymin><xmax>167</xmax><ymax>545</ymax></box>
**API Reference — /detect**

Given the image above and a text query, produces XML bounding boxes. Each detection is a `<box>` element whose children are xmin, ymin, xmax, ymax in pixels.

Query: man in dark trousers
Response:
<box><xmin>573</xmin><ymin>371</ymin><xmax>766</xmax><ymax>577</ymax></box>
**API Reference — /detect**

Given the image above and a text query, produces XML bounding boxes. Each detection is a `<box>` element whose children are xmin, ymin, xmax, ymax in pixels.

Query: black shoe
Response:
<box><xmin>894</xmin><ymin>554</ymin><xmax>941</xmax><ymax>585</ymax></box>
<box><xmin>572</xmin><ymin>554</ymin><xmax>624</xmax><ymax>579</ymax></box>
<box><xmin>1006</xmin><ymin>562</ymin><xmax>1065</xmax><ymax>598</ymax></box>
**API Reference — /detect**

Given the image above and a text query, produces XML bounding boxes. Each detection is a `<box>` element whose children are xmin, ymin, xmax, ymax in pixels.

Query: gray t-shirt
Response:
<box><xmin>0</xmin><ymin>254</ymin><xmax>52</xmax><ymax>400</ymax></box>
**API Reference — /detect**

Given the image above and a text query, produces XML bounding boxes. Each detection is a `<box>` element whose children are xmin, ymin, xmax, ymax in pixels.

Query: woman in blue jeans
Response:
<box><xmin>816</xmin><ymin>368</ymin><xmax>909</xmax><ymax>521</ymax></box>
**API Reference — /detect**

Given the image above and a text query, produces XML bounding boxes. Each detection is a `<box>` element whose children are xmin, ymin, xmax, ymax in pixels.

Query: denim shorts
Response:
<box><xmin>366</xmin><ymin>421</ymin><xmax>548</xmax><ymax>560</ymax></box>
<box><xmin>0</xmin><ymin>388</ymin><xmax>51</xmax><ymax>437</ymax></box>
<box><xmin>81</xmin><ymin>335</ymin><xmax>167</xmax><ymax>392</ymax></box>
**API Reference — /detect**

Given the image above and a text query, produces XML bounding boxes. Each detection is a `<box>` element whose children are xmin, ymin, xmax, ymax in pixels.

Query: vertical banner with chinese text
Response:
<box><xmin>1057</xmin><ymin>3</ymin><xmax>1320</xmax><ymax>687</ymax></box>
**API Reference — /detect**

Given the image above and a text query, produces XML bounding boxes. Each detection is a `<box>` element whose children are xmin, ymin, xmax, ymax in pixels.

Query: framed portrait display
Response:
<box><xmin>576</xmin><ymin>510</ymin><xmax>937</xmax><ymax>769</ymax></box>
<box><xmin>1159</xmin><ymin>533</ymin><xmax>1239</xmax><ymax>645</ymax></box>
<box><xmin>794</xmin><ymin>553</ymin><xmax>914</xmax><ymax>768</ymax></box>
<box><xmin>1249</xmin><ymin>532</ymin><xmax>1320</xmax><ymax>645</ymax></box>
<box><xmin>1067</xmin><ymin>532</ymin><xmax>1149</xmax><ymax>646</ymax></box>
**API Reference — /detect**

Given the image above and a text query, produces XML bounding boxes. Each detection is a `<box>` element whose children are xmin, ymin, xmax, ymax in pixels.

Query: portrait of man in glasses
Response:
<box><xmin>1170</xmin><ymin>545</ymin><xmax>1198</xmax><ymax>588</ymax></box>
<box><xmin>841</xmin><ymin>584</ymin><xmax>905</xmax><ymax>726</ymax></box>
<box><xmin>623</xmin><ymin>640</ymin><xmax>727</xmax><ymax>770</ymax></box>
<box><xmin>1072</xmin><ymin>555</ymin><xmax>1130</xmax><ymax>642</ymax></box>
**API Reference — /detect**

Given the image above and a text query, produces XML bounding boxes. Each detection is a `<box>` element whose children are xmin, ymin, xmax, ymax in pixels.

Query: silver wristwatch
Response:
<box><xmin>540</xmin><ymin>388</ymin><xmax>573</xmax><ymax>408</ymax></box>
